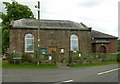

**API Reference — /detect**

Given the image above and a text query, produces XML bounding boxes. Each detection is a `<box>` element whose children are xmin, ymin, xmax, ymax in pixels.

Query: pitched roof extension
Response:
<box><xmin>91</xmin><ymin>30</ymin><xmax>117</xmax><ymax>39</ymax></box>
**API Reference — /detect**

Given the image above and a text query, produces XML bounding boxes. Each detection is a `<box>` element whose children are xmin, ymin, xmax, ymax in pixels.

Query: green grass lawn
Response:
<box><xmin>2</xmin><ymin>60</ymin><xmax>57</xmax><ymax>68</ymax></box>
<box><xmin>2</xmin><ymin>60</ymin><xmax>119</xmax><ymax>68</ymax></box>
<box><xmin>69</xmin><ymin>61</ymin><xmax>119</xmax><ymax>67</ymax></box>
<box><xmin>0</xmin><ymin>60</ymin><xmax>1</xmax><ymax>68</ymax></box>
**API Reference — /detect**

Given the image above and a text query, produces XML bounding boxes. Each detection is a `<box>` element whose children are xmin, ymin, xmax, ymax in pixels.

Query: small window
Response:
<box><xmin>25</xmin><ymin>33</ymin><xmax>34</xmax><ymax>52</ymax></box>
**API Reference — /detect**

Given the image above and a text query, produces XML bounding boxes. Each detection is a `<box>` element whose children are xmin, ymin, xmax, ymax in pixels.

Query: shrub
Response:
<box><xmin>22</xmin><ymin>53</ymin><xmax>31</xmax><ymax>63</ymax></box>
<box><xmin>33</xmin><ymin>52</ymin><xmax>38</xmax><ymax>62</ymax></box>
<box><xmin>34</xmin><ymin>52</ymin><xmax>42</xmax><ymax>63</ymax></box>
<box><xmin>117</xmin><ymin>53</ymin><xmax>120</xmax><ymax>62</ymax></box>
<box><xmin>8</xmin><ymin>53</ymin><xmax>15</xmax><ymax>64</ymax></box>
<box><xmin>44</xmin><ymin>53</ymin><xmax>51</xmax><ymax>60</ymax></box>
<box><xmin>8</xmin><ymin>53</ymin><xmax>22</xmax><ymax>64</ymax></box>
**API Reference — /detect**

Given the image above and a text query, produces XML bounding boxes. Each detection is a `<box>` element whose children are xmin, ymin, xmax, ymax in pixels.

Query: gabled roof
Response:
<box><xmin>91</xmin><ymin>30</ymin><xmax>117</xmax><ymax>39</ymax></box>
<box><xmin>10</xmin><ymin>18</ymin><xmax>90</xmax><ymax>31</ymax></box>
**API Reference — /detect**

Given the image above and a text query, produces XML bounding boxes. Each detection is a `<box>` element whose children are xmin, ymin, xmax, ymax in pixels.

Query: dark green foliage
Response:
<box><xmin>69</xmin><ymin>52</ymin><xmax>117</xmax><ymax>64</ymax></box>
<box><xmin>34</xmin><ymin>52</ymin><xmax>38</xmax><ymax>62</ymax></box>
<box><xmin>8</xmin><ymin>52</ymin><xmax>22</xmax><ymax>64</ymax></box>
<box><xmin>117</xmin><ymin>53</ymin><xmax>120</xmax><ymax>62</ymax></box>
<box><xmin>69</xmin><ymin>61</ymin><xmax>118</xmax><ymax>67</ymax></box>
<box><xmin>117</xmin><ymin>40</ymin><xmax>120</xmax><ymax>62</ymax></box>
<box><xmin>117</xmin><ymin>40</ymin><xmax>120</xmax><ymax>52</ymax></box>
<box><xmin>3</xmin><ymin>2</ymin><xmax>34</xmax><ymax>20</ymax></box>
<box><xmin>8</xmin><ymin>53</ymin><xmax>15</xmax><ymax>63</ymax></box>
<box><xmin>34</xmin><ymin>51</ymin><xmax>41</xmax><ymax>63</ymax></box>
<box><xmin>22</xmin><ymin>53</ymin><xmax>31</xmax><ymax>63</ymax></box>
<box><xmin>0</xmin><ymin>29</ymin><xmax>2</xmax><ymax>55</ymax></box>
<box><xmin>2</xmin><ymin>61</ymin><xmax>57</xmax><ymax>68</ymax></box>
<box><xmin>44</xmin><ymin>53</ymin><xmax>51</xmax><ymax>60</ymax></box>
<box><xmin>2</xmin><ymin>29</ymin><xmax>9</xmax><ymax>53</ymax></box>
<box><xmin>1</xmin><ymin>1</ymin><xmax>34</xmax><ymax>53</ymax></box>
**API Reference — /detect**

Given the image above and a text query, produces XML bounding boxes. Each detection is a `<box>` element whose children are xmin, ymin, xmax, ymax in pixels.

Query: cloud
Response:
<box><xmin>0</xmin><ymin>0</ymin><xmax>118</xmax><ymax>37</ymax></box>
<box><xmin>76</xmin><ymin>0</ymin><xmax>108</xmax><ymax>8</ymax></box>
<box><xmin>0</xmin><ymin>1</ymin><xmax>6</xmax><ymax>13</ymax></box>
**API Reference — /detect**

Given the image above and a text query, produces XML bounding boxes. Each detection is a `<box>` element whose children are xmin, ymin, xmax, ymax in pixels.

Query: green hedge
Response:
<box><xmin>69</xmin><ymin>52</ymin><xmax>117</xmax><ymax>64</ymax></box>
<box><xmin>117</xmin><ymin>53</ymin><xmax>120</xmax><ymax>62</ymax></box>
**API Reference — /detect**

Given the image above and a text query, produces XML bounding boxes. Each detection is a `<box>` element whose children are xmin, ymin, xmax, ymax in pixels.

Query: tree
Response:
<box><xmin>117</xmin><ymin>52</ymin><xmax>120</xmax><ymax>62</ymax></box>
<box><xmin>117</xmin><ymin>40</ymin><xmax>120</xmax><ymax>52</ymax></box>
<box><xmin>1</xmin><ymin>1</ymin><xmax>34</xmax><ymax>53</ymax></box>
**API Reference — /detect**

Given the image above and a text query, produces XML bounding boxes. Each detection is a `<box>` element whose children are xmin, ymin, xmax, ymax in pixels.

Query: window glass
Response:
<box><xmin>70</xmin><ymin>34</ymin><xmax>79</xmax><ymax>51</ymax></box>
<box><xmin>25</xmin><ymin>34</ymin><xmax>34</xmax><ymax>52</ymax></box>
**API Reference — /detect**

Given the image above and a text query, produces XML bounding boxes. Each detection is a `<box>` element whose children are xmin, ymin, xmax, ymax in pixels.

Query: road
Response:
<box><xmin>2</xmin><ymin>64</ymin><xmax>120</xmax><ymax>83</ymax></box>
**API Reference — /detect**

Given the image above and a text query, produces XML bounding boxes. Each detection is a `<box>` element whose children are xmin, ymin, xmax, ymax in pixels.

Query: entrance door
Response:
<box><xmin>99</xmin><ymin>45</ymin><xmax>106</xmax><ymax>53</ymax></box>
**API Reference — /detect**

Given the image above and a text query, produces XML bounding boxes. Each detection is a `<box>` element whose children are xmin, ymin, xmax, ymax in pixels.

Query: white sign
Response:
<box><xmin>61</xmin><ymin>49</ymin><xmax>64</xmax><ymax>53</ymax></box>
<box><xmin>79</xmin><ymin>53</ymin><xmax>81</xmax><ymax>57</ymax></box>
<box><xmin>49</xmin><ymin>56</ymin><xmax>52</xmax><ymax>60</ymax></box>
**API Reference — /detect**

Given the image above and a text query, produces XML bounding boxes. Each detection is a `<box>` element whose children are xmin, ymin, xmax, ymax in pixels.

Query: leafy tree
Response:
<box><xmin>117</xmin><ymin>52</ymin><xmax>120</xmax><ymax>62</ymax></box>
<box><xmin>1</xmin><ymin>1</ymin><xmax>34</xmax><ymax>54</ymax></box>
<box><xmin>117</xmin><ymin>40</ymin><xmax>120</xmax><ymax>52</ymax></box>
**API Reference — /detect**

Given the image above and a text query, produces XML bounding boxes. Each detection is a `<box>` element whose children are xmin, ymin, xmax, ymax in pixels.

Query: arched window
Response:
<box><xmin>25</xmin><ymin>33</ymin><xmax>34</xmax><ymax>52</ymax></box>
<box><xmin>70</xmin><ymin>34</ymin><xmax>79</xmax><ymax>51</ymax></box>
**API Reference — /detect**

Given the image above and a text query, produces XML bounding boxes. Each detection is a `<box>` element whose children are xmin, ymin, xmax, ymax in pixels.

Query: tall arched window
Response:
<box><xmin>25</xmin><ymin>33</ymin><xmax>34</xmax><ymax>52</ymax></box>
<box><xmin>70</xmin><ymin>34</ymin><xmax>79</xmax><ymax>51</ymax></box>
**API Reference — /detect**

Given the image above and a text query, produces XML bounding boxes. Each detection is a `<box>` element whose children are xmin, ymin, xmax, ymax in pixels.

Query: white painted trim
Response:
<box><xmin>97</xmin><ymin>68</ymin><xmax>120</xmax><ymax>75</ymax></box>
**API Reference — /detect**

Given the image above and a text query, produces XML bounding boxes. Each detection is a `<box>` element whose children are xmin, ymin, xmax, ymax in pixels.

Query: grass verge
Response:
<box><xmin>2</xmin><ymin>60</ymin><xmax>57</xmax><ymax>68</ymax></box>
<box><xmin>69</xmin><ymin>61</ymin><xmax>119</xmax><ymax>67</ymax></box>
<box><xmin>2</xmin><ymin>60</ymin><xmax>119</xmax><ymax>68</ymax></box>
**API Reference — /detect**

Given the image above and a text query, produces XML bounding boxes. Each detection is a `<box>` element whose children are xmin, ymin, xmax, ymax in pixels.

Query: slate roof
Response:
<box><xmin>91</xmin><ymin>30</ymin><xmax>117</xmax><ymax>39</ymax></box>
<box><xmin>10</xmin><ymin>18</ymin><xmax>90</xmax><ymax>30</ymax></box>
<box><xmin>10</xmin><ymin>19</ymin><xmax>117</xmax><ymax>39</ymax></box>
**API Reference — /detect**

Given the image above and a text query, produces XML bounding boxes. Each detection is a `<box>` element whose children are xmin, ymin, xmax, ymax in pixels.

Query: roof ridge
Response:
<box><xmin>11</xmin><ymin>18</ymin><xmax>89</xmax><ymax>30</ymax></box>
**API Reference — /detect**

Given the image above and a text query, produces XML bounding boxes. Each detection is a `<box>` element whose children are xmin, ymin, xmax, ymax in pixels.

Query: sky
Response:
<box><xmin>0</xmin><ymin>0</ymin><xmax>119</xmax><ymax>37</ymax></box>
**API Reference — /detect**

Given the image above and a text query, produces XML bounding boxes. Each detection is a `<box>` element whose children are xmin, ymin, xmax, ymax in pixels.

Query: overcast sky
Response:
<box><xmin>0</xmin><ymin>0</ymin><xmax>119</xmax><ymax>37</ymax></box>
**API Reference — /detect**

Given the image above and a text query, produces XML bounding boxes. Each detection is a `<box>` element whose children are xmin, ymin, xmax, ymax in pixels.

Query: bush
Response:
<box><xmin>8</xmin><ymin>53</ymin><xmax>22</xmax><ymax>64</ymax></box>
<box><xmin>22</xmin><ymin>53</ymin><xmax>32</xmax><ymax>63</ymax></box>
<box><xmin>8</xmin><ymin>53</ymin><xmax>15</xmax><ymax>64</ymax></box>
<box><xmin>117</xmin><ymin>53</ymin><xmax>120</xmax><ymax>62</ymax></box>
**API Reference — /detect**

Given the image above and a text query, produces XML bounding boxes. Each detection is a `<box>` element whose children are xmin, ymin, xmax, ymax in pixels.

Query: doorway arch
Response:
<box><xmin>98</xmin><ymin>45</ymin><xmax>107</xmax><ymax>53</ymax></box>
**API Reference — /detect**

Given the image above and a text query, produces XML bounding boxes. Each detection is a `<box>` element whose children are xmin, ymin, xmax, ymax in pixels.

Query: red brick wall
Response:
<box><xmin>107</xmin><ymin>39</ymin><xmax>117</xmax><ymax>53</ymax></box>
<box><xmin>9</xmin><ymin>28</ymin><xmax>91</xmax><ymax>59</ymax></box>
<box><xmin>91</xmin><ymin>39</ymin><xmax>117</xmax><ymax>53</ymax></box>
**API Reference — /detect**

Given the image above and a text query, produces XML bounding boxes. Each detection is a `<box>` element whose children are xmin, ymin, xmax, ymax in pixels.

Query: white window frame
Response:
<box><xmin>70</xmin><ymin>34</ymin><xmax>79</xmax><ymax>51</ymax></box>
<box><xmin>25</xmin><ymin>33</ymin><xmax>34</xmax><ymax>53</ymax></box>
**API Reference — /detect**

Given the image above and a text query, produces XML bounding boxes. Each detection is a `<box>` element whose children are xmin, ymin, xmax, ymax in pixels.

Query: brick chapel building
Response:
<box><xmin>9</xmin><ymin>19</ymin><xmax>117</xmax><ymax>61</ymax></box>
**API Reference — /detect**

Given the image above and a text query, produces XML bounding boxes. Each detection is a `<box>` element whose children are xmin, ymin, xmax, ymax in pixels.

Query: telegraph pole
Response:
<box><xmin>37</xmin><ymin>1</ymin><xmax>40</xmax><ymax>65</ymax></box>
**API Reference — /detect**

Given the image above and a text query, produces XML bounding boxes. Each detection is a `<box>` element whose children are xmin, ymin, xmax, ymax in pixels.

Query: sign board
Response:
<box><xmin>48</xmin><ymin>47</ymin><xmax>57</xmax><ymax>54</ymax></box>
<box><xmin>60</xmin><ymin>48</ymin><xmax>64</xmax><ymax>53</ymax></box>
<box><xmin>41</xmin><ymin>48</ymin><xmax>47</xmax><ymax>54</ymax></box>
<box><xmin>13</xmin><ymin>57</ymin><xmax>22</xmax><ymax>60</ymax></box>
<box><xmin>48</xmin><ymin>56</ymin><xmax>52</xmax><ymax>60</ymax></box>
<box><xmin>79</xmin><ymin>53</ymin><xmax>81</xmax><ymax>57</ymax></box>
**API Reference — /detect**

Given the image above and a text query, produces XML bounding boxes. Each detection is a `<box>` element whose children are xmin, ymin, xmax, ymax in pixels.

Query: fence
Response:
<box><xmin>8</xmin><ymin>52</ymin><xmax>118</xmax><ymax>64</ymax></box>
<box><xmin>70</xmin><ymin>52</ymin><xmax>117</xmax><ymax>64</ymax></box>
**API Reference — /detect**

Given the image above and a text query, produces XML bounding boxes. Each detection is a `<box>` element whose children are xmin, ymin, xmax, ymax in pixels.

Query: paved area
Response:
<box><xmin>2</xmin><ymin>64</ymin><xmax>119</xmax><ymax>83</ymax></box>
